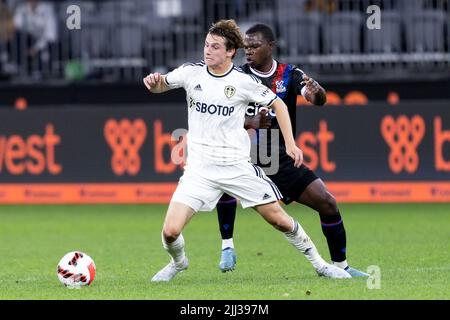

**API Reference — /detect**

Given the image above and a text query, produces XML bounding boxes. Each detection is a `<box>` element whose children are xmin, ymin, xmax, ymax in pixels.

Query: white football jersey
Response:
<box><xmin>165</xmin><ymin>61</ymin><xmax>279</xmax><ymax>165</ymax></box>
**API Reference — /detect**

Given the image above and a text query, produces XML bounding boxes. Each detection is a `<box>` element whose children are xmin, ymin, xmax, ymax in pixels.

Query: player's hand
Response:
<box><xmin>301</xmin><ymin>74</ymin><xmax>320</xmax><ymax>96</ymax></box>
<box><xmin>244</xmin><ymin>108</ymin><xmax>271</xmax><ymax>130</ymax></box>
<box><xmin>286</xmin><ymin>144</ymin><xmax>303</xmax><ymax>168</ymax></box>
<box><xmin>143</xmin><ymin>72</ymin><xmax>163</xmax><ymax>90</ymax></box>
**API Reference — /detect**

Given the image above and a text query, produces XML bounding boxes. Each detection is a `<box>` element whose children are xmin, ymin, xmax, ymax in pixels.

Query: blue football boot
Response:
<box><xmin>219</xmin><ymin>247</ymin><xmax>237</xmax><ymax>272</ymax></box>
<box><xmin>345</xmin><ymin>266</ymin><xmax>369</xmax><ymax>277</ymax></box>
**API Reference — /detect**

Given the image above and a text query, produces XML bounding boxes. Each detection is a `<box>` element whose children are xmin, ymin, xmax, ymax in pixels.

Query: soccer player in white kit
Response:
<box><xmin>143</xmin><ymin>20</ymin><xmax>350</xmax><ymax>281</ymax></box>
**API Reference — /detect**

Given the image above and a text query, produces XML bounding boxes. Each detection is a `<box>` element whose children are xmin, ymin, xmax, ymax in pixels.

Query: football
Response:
<box><xmin>57</xmin><ymin>251</ymin><xmax>96</xmax><ymax>288</ymax></box>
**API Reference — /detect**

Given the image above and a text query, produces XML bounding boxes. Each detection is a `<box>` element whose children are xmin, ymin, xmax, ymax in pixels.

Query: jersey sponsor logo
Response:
<box><xmin>246</xmin><ymin>104</ymin><xmax>276</xmax><ymax>117</ymax></box>
<box><xmin>194</xmin><ymin>84</ymin><xmax>203</xmax><ymax>91</ymax></box>
<box><xmin>275</xmin><ymin>80</ymin><xmax>286</xmax><ymax>94</ymax></box>
<box><xmin>224</xmin><ymin>85</ymin><xmax>236</xmax><ymax>98</ymax></box>
<box><xmin>191</xmin><ymin>98</ymin><xmax>235</xmax><ymax>116</ymax></box>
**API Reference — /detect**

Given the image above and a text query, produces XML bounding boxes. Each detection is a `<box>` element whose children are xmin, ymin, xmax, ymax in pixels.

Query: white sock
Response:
<box><xmin>162</xmin><ymin>233</ymin><xmax>186</xmax><ymax>265</ymax></box>
<box><xmin>222</xmin><ymin>238</ymin><xmax>234</xmax><ymax>250</ymax></box>
<box><xmin>284</xmin><ymin>218</ymin><xmax>326</xmax><ymax>270</ymax></box>
<box><xmin>333</xmin><ymin>260</ymin><xmax>349</xmax><ymax>270</ymax></box>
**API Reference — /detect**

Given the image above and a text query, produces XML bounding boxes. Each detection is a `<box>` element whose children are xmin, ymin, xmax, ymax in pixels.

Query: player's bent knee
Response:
<box><xmin>162</xmin><ymin>226</ymin><xmax>181</xmax><ymax>243</ymax></box>
<box><xmin>320</xmin><ymin>192</ymin><xmax>338</xmax><ymax>215</ymax></box>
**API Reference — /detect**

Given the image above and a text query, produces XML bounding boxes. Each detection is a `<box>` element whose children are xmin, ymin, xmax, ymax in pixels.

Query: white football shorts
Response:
<box><xmin>171</xmin><ymin>161</ymin><xmax>283</xmax><ymax>212</ymax></box>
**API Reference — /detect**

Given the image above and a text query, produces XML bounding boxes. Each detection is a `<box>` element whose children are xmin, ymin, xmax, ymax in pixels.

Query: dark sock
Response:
<box><xmin>320</xmin><ymin>211</ymin><xmax>347</xmax><ymax>263</ymax></box>
<box><xmin>217</xmin><ymin>193</ymin><xmax>237</xmax><ymax>240</ymax></box>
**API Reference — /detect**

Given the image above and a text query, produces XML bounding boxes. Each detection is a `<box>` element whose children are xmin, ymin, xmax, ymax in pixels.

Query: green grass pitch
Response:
<box><xmin>0</xmin><ymin>203</ymin><xmax>449</xmax><ymax>300</ymax></box>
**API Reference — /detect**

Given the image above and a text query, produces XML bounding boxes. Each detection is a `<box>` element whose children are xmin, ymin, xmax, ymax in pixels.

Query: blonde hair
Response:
<box><xmin>208</xmin><ymin>19</ymin><xmax>244</xmax><ymax>58</ymax></box>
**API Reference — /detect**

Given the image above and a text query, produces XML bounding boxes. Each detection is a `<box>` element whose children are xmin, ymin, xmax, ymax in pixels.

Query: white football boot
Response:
<box><xmin>316</xmin><ymin>263</ymin><xmax>352</xmax><ymax>278</ymax></box>
<box><xmin>151</xmin><ymin>257</ymin><xmax>189</xmax><ymax>282</ymax></box>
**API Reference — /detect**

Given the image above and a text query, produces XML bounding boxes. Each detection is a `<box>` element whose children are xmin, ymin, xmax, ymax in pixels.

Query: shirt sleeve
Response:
<box><xmin>164</xmin><ymin>64</ymin><xmax>192</xmax><ymax>89</ymax></box>
<box><xmin>243</xmin><ymin>75</ymin><xmax>279</xmax><ymax>108</ymax></box>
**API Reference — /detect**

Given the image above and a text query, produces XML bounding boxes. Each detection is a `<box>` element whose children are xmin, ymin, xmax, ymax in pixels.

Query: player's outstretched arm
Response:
<box><xmin>143</xmin><ymin>72</ymin><xmax>171</xmax><ymax>93</ymax></box>
<box><xmin>270</xmin><ymin>99</ymin><xmax>303</xmax><ymax>167</ymax></box>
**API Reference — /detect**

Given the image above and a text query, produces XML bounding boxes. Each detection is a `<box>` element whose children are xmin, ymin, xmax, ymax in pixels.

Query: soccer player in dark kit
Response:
<box><xmin>216</xmin><ymin>23</ymin><xmax>368</xmax><ymax>277</ymax></box>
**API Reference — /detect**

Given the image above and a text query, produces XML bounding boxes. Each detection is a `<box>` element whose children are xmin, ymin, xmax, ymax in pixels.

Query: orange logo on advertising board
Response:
<box><xmin>381</xmin><ymin>115</ymin><xmax>425</xmax><ymax>173</ymax></box>
<box><xmin>104</xmin><ymin>119</ymin><xmax>147</xmax><ymax>176</ymax></box>
<box><xmin>154</xmin><ymin>120</ymin><xmax>187</xmax><ymax>174</ymax></box>
<box><xmin>434</xmin><ymin>117</ymin><xmax>450</xmax><ymax>171</ymax></box>
<box><xmin>297</xmin><ymin>120</ymin><xmax>336</xmax><ymax>172</ymax></box>
<box><xmin>0</xmin><ymin>123</ymin><xmax>62</xmax><ymax>175</ymax></box>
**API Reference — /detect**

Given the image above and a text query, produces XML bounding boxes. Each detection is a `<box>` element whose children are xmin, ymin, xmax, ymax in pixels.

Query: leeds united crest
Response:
<box><xmin>224</xmin><ymin>85</ymin><xmax>236</xmax><ymax>98</ymax></box>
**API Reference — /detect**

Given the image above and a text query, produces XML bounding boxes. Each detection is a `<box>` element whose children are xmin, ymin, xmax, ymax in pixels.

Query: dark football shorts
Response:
<box><xmin>263</xmin><ymin>152</ymin><xmax>319</xmax><ymax>205</ymax></box>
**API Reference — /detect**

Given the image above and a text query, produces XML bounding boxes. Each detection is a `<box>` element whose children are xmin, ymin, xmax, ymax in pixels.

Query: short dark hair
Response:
<box><xmin>208</xmin><ymin>19</ymin><xmax>244</xmax><ymax>58</ymax></box>
<box><xmin>246</xmin><ymin>24</ymin><xmax>275</xmax><ymax>43</ymax></box>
